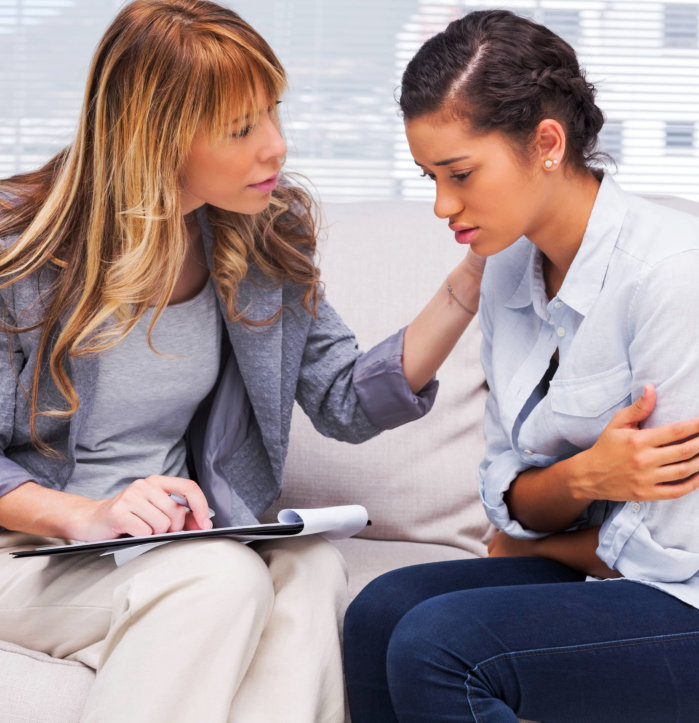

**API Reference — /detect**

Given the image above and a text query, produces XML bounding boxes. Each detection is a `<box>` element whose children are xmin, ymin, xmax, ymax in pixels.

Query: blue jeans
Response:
<box><xmin>343</xmin><ymin>557</ymin><xmax>699</xmax><ymax>722</ymax></box>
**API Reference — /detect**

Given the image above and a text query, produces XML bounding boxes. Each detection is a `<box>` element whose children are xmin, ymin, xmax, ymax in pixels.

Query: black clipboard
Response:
<box><xmin>11</xmin><ymin>521</ymin><xmax>305</xmax><ymax>558</ymax></box>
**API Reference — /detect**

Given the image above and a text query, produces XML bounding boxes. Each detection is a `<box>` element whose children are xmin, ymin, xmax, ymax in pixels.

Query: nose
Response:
<box><xmin>433</xmin><ymin>182</ymin><xmax>464</xmax><ymax>220</ymax></box>
<box><xmin>258</xmin><ymin>115</ymin><xmax>287</xmax><ymax>162</ymax></box>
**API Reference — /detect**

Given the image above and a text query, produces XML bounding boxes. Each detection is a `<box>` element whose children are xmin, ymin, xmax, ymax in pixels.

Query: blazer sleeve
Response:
<box><xmin>0</xmin><ymin>288</ymin><xmax>36</xmax><ymax>497</ymax></box>
<box><xmin>294</xmin><ymin>295</ymin><xmax>438</xmax><ymax>443</ymax></box>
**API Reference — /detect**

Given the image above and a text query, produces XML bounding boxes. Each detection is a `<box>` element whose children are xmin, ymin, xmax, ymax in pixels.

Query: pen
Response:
<box><xmin>168</xmin><ymin>493</ymin><xmax>216</xmax><ymax>519</ymax></box>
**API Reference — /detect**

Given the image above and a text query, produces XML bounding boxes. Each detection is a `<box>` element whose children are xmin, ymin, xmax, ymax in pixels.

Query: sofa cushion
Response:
<box><xmin>266</xmin><ymin>200</ymin><xmax>493</xmax><ymax>558</ymax></box>
<box><xmin>334</xmin><ymin>537</ymin><xmax>481</xmax><ymax>599</ymax></box>
<box><xmin>0</xmin><ymin>640</ymin><xmax>93</xmax><ymax>722</ymax></box>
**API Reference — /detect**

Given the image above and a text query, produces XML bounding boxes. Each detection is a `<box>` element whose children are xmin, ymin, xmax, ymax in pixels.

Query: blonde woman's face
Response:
<box><xmin>179</xmin><ymin>91</ymin><xmax>287</xmax><ymax>216</ymax></box>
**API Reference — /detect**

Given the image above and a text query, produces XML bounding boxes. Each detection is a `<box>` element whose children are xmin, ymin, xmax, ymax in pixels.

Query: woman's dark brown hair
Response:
<box><xmin>399</xmin><ymin>9</ymin><xmax>606</xmax><ymax>169</ymax></box>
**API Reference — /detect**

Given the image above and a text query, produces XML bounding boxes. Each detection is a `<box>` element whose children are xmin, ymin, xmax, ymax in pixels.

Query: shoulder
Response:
<box><xmin>616</xmin><ymin>191</ymin><xmax>699</xmax><ymax>265</ymax></box>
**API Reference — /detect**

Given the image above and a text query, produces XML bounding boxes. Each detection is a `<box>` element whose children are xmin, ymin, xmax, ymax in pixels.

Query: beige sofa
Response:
<box><xmin>2</xmin><ymin>193</ymin><xmax>698</xmax><ymax>722</ymax></box>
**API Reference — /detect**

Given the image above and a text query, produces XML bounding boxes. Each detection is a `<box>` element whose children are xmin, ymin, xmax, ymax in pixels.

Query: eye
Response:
<box><xmin>420</xmin><ymin>171</ymin><xmax>436</xmax><ymax>181</ymax></box>
<box><xmin>450</xmin><ymin>171</ymin><xmax>472</xmax><ymax>182</ymax></box>
<box><xmin>232</xmin><ymin>124</ymin><xmax>253</xmax><ymax>139</ymax></box>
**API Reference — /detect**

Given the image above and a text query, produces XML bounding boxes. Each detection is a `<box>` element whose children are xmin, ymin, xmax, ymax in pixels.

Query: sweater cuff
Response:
<box><xmin>353</xmin><ymin>328</ymin><xmax>438</xmax><ymax>430</ymax></box>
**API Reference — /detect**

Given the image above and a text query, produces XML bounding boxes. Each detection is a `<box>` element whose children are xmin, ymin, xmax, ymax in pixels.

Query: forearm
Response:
<box><xmin>534</xmin><ymin>527</ymin><xmax>621</xmax><ymax>579</ymax></box>
<box><xmin>0</xmin><ymin>480</ymin><xmax>94</xmax><ymax>538</ymax></box>
<box><xmin>402</xmin><ymin>254</ymin><xmax>483</xmax><ymax>393</ymax></box>
<box><xmin>490</xmin><ymin>526</ymin><xmax>620</xmax><ymax>578</ymax></box>
<box><xmin>506</xmin><ymin>454</ymin><xmax>591</xmax><ymax>532</ymax></box>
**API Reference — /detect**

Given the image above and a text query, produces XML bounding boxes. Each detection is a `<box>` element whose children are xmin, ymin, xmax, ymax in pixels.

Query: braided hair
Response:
<box><xmin>400</xmin><ymin>9</ymin><xmax>606</xmax><ymax>170</ymax></box>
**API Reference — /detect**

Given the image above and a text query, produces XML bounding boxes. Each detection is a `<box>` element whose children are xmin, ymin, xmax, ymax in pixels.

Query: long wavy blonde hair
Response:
<box><xmin>0</xmin><ymin>0</ymin><xmax>320</xmax><ymax>454</ymax></box>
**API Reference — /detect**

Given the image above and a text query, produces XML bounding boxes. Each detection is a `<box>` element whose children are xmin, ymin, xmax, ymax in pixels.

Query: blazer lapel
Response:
<box><xmin>197</xmin><ymin>206</ymin><xmax>284</xmax><ymax>480</ymax></box>
<box><xmin>223</xmin><ymin>270</ymin><xmax>284</xmax><ymax>479</ymax></box>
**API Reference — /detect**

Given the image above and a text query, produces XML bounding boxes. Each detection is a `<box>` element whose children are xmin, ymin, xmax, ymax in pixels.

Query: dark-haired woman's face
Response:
<box><xmin>405</xmin><ymin>113</ymin><xmax>548</xmax><ymax>256</ymax></box>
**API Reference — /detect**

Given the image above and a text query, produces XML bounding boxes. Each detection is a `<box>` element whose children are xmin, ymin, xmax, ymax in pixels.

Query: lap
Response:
<box><xmin>383</xmin><ymin>562</ymin><xmax>699</xmax><ymax>723</ymax></box>
<box><xmin>0</xmin><ymin>532</ymin><xmax>277</xmax><ymax>657</ymax></box>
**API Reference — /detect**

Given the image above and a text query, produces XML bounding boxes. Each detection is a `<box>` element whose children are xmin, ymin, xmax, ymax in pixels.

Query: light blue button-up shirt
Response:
<box><xmin>478</xmin><ymin>173</ymin><xmax>699</xmax><ymax>608</ymax></box>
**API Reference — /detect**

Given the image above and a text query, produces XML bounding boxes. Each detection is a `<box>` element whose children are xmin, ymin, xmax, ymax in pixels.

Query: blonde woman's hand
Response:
<box><xmin>71</xmin><ymin>475</ymin><xmax>213</xmax><ymax>541</ymax></box>
<box><xmin>570</xmin><ymin>384</ymin><xmax>699</xmax><ymax>503</ymax></box>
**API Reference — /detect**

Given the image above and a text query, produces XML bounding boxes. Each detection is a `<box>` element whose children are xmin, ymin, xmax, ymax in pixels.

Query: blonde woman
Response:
<box><xmin>0</xmin><ymin>1</ymin><xmax>486</xmax><ymax>721</ymax></box>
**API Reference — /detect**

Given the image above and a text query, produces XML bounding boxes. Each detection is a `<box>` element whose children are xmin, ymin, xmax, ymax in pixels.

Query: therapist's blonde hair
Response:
<box><xmin>0</xmin><ymin>0</ymin><xmax>320</xmax><ymax>454</ymax></box>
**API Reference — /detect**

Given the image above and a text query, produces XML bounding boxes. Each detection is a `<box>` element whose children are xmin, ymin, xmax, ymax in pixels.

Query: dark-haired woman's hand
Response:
<box><xmin>507</xmin><ymin>384</ymin><xmax>699</xmax><ymax>533</ymax></box>
<box><xmin>569</xmin><ymin>384</ymin><xmax>699</xmax><ymax>503</ymax></box>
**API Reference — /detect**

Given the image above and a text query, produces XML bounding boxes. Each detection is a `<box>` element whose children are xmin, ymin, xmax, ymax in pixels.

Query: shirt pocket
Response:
<box><xmin>549</xmin><ymin>362</ymin><xmax>632</xmax><ymax>448</ymax></box>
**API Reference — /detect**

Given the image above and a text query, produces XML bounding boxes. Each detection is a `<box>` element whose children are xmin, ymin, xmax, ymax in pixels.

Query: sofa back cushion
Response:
<box><xmin>265</xmin><ymin>200</ymin><xmax>492</xmax><ymax>556</ymax></box>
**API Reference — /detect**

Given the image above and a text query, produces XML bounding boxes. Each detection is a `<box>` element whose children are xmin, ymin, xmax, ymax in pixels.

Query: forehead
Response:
<box><xmin>405</xmin><ymin>113</ymin><xmax>508</xmax><ymax>165</ymax></box>
<box><xmin>202</xmin><ymin>80</ymin><xmax>276</xmax><ymax>137</ymax></box>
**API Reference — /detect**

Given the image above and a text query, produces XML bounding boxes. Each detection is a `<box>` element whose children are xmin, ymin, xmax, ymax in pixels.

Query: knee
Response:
<box><xmin>133</xmin><ymin>539</ymin><xmax>275</xmax><ymax>616</ymax></box>
<box><xmin>385</xmin><ymin>601</ymin><xmax>439</xmax><ymax>681</ymax></box>
<box><xmin>345</xmin><ymin>567</ymin><xmax>416</xmax><ymax>640</ymax></box>
<box><xmin>256</xmin><ymin>537</ymin><xmax>347</xmax><ymax>594</ymax></box>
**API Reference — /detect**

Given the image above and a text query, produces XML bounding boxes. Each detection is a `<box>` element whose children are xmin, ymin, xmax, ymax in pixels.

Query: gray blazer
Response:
<box><xmin>0</xmin><ymin>207</ymin><xmax>436</xmax><ymax>526</ymax></box>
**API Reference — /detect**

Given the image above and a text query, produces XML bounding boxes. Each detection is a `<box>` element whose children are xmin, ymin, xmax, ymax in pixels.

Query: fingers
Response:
<box><xmin>153</xmin><ymin>476</ymin><xmax>213</xmax><ymax>530</ymax></box>
<box><xmin>644</xmin><ymin>472</ymin><xmax>699</xmax><ymax>501</ymax></box>
<box><xmin>609</xmin><ymin>384</ymin><xmax>656</xmax><ymax>429</ymax></box>
<box><xmin>641</xmin><ymin>417</ymin><xmax>699</xmax><ymax>448</ymax></box>
<box><xmin>111</xmin><ymin>476</ymin><xmax>212</xmax><ymax>537</ymax></box>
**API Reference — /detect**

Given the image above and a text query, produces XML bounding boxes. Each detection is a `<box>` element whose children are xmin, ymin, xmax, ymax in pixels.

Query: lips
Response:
<box><xmin>449</xmin><ymin>223</ymin><xmax>479</xmax><ymax>245</ymax></box>
<box><xmin>248</xmin><ymin>173</ymin><xmax>279</xmax><ymax>193</ymax></box>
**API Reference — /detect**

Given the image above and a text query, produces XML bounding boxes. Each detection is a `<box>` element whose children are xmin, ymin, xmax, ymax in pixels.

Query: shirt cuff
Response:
<box><xmin>479</xmin><ymin>451</ymin><xmax>548</xmax><ymax>539</ymax></box>
<box><xmin>352</xmin><ymin>328</ymin><xmax>438</xmax><ymax>430</ymax></box>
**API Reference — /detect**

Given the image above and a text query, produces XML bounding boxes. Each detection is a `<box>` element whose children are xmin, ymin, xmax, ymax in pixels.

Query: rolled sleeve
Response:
<box><xmin>0</xmin><ymin>459</ymin><xmax>35</xmax><ymax>497</ymax></box>
<box><xmin>353</xmin><ymin>327</ymin><xmax>438</xmax><ymax>430</ymax></box>
<box><xmin>478</xmin><ymin>448</ymin><xmax>543</xmax><ymax>539</ymax></box>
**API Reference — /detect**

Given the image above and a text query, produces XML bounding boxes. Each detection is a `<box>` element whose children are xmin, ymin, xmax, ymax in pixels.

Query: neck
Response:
<box><xmin>531</xmin><ymin>169</ymin><xmax>601</xmax><ymax>298</ymax></box>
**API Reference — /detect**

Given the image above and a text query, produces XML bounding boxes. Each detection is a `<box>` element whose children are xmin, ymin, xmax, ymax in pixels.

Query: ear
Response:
<box><xmin>535</xmin><ymin>118</ymin><xmax>566</xmax><ymax>169</ymax></box>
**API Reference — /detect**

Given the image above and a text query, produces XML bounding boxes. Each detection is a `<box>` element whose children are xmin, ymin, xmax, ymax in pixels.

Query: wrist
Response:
<box><xmin>446</xmin><ymin>267</ymin><xmax>481</xmax><ymax>315</ymax></box>
<box><xmin>564</xmin><ymin>450</ymin><xmax>595</xmax><ymax>502</ymax></box>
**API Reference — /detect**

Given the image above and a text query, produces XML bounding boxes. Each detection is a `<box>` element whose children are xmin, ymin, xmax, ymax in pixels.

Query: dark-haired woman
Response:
<box><xmin>344</xmin><ymin>10</ymin><xmax>699</xmax><ymax>723</ymax></box>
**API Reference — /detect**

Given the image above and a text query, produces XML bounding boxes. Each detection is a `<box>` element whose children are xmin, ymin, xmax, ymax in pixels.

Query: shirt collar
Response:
<box><xmin>505</xmin><ymin>173</ymin><xmax>629</xmax><ymax>317</ymax></box>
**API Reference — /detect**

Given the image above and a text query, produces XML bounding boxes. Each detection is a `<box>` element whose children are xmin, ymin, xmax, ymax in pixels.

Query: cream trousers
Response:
<box><xmin>0</xmin><ymin>532</ymin><xmax>349</xmax><ymax>723</ymax></box>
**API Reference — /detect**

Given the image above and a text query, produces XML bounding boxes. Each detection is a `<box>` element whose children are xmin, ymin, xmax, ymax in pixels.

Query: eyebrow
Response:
<box><xmin>414</xmin><ymin>155</ymin><xmax>471</xmax><ymax>167</ymax></box>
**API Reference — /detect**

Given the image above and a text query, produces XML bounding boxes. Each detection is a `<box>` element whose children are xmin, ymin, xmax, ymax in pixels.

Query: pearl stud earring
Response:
<box><xmin>544</xmin><ymin>159</ymin><xmax>559</xmax><ymax>169</ymax></box>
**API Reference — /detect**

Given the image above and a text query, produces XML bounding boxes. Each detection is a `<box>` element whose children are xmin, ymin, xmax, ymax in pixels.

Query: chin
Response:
<box><xmin>218</xmin><ymin>198</ymin><xmax>272</xmax><ymax>215</ymax></box>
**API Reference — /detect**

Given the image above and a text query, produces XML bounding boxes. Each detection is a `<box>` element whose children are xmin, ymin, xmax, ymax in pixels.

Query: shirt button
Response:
<box><xmin>523</xmin><ymin>449</ymin><xmax>534</xmax><ymax>456</ymax></box>
<box><xmin>557</xmin><ymin>327</ymin><xmax>566</xmax><ymax>337</ymax></box>
<box><xmin>631</xmin><ymin>502</ymin><xmax>641</xmax><ymax>513</ymax></box>
<box><xmin>554</xmin><ymin>300</ymin><xmax>563</xmax><ymax>309</ymax></box>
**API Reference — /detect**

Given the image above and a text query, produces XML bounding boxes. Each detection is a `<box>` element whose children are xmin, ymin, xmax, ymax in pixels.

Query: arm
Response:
<box><xmin>0</xmin><ymin>285</ymin><xmax>212</xmax><ymax>541</ymax></box>
<box><xmin>477</xmin><ymin>249</ymin><xmax>699</xmax><ymax>539</ymax></box>
<box><xmin>488</xmin><ymin>527</ymin><xmax>620</xmax><ymax>579</ymax></box>
<box><xmin>402</xmin><ymin>250</ymin><xmax>485</xmax><ymax>393</ymax></box>
<box><xmin>506</xmin><ymin>383</ymin><xmax>699</xmax><ymax>532</ymax></box>
<box><xmin>294</xmin><ymin>250</ymin><xmax>484</xmax><ymax>442</ymax></box>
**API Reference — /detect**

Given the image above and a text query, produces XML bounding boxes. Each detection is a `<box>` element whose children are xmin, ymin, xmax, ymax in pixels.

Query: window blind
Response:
<box><xmin>1</xmin><ymin>0</ymin><xmax>698</xmax><ymax>202</ymax></box>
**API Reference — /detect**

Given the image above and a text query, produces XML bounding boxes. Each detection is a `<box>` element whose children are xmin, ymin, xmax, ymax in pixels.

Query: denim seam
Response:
<box><xmin>465</xmin><ymin>630</ymin><xmax>699</xmax><ymax>722</ymax></box>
